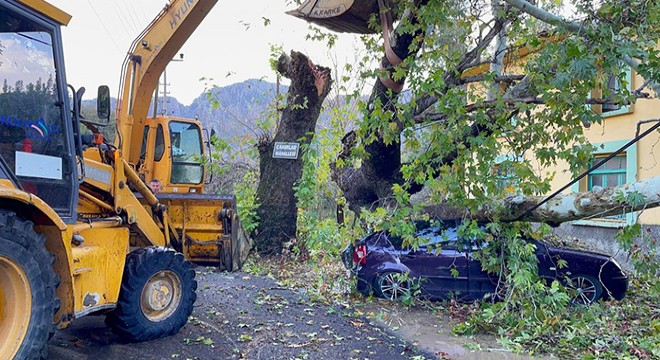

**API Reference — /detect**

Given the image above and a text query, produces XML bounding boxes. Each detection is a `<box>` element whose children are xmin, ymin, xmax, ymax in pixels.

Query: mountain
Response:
<box><xmin>83</xmin><ymin>79</ymin><xmax>287</xmax><ymax>140</ymax></box>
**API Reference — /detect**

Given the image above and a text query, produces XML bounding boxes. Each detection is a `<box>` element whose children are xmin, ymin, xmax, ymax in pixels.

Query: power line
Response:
<box><xmin>112</xmin><ymin>1</ymin><xmax>138</xmax><ymax>40</ymax></box>
<box><xmin>129</xmin><ymin>1</ymin><xmax>146</xmax><ymax>32</ymax></box>
<box><xmin>120</xmin><ymin>0</ymin><xmax>142</xmax><ymax>34</ymax></box>
<box><xmin>85</xmin><ymin>0</ymin><xmax>122</xmax><ymax>54</ymax></box>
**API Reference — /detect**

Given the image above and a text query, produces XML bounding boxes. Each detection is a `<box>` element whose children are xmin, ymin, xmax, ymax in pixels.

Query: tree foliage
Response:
<box><xmin>284</xmin><ymin>0</ymin><xmax>660</xmax><ymax>356</ymax></box>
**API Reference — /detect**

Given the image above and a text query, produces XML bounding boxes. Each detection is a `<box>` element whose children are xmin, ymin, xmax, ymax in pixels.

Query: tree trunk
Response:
<box><xmin>332</xmin><ymin>9</ymin><xmax>511</xmax><ymax>214</ymax></box>
<box><xmin>423</xmin><ymin>176</ymin><xmax>660</xmax><ymax>225</ymax></box>
<box><xmin>253</xmin><ymin>51</ymin><xmax>332</xmax><ymax>255</ymax></box>
<box><xmin>331</xmin><ymin>4</ymin><xmax>427</xmax><ymax>214</ymax></box>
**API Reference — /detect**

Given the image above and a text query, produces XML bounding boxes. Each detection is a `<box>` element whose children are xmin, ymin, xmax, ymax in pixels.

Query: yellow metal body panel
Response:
<box><xmin>37</xmin><ymin>225</ymin><xmax>75</xmax><ymax>328</ymax></box>
<box><xmin>70</xmin><ymin>227</ymin><xmax>129</xmax><ymax>317</ymax></box>
<box><xmin>80</xmin><ymin>149</ymin><xmax>166</xmax><ymax>248</ymax></box>
<box><xmin>16</xmin><ymin>0</ymin><xmax>71</xmax><ymax>25</ymax></box>
<box><xmin>80</xmin><ymin>157</ymin><xmax>114</xmax><ymax>194</ymax></box>
<box><xmin>0</xmin><ymin>186</ymin><xmax>76</xmax><ymax>327</ymax></box>
<box><xmin>167</xmin><ymin>197</ymin><xmax>226</xmax><ymax>263</ymax></box>
<box><xmin>0</xmin><ymin>187</ymin><xmax>66</xmax><ymax>231</ymax></box>
<box><xmin>116</xmin><ymin>157</ymin><xmax>166</xmax><ymax>247</ymax></box>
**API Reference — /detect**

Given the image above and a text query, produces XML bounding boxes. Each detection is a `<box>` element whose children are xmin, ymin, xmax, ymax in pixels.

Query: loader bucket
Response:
<box><xmin>286</xmin><ymin>0</ymin><xmax>380</xmax><ymax>34</ymax></box>
<box><xmin>138</xmin><ymin>193</ymin><xmax>252</xmax><ymax>271</ymax></box>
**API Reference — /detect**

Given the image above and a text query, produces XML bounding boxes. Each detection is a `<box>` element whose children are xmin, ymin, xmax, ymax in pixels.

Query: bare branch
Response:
<box><xmin>460</xmin><ymin>74</ymin><xmax>526</xmax><ymax>84</ymax></box>
<box><xmin>414</xmin><ymin>15</ymin><xmax>512</xmax><ymax>117</ymax></box>
<box><xmin>414</xmin><ymin>96</ymin><xmax>638</xmax><ymax>124</ymax></box>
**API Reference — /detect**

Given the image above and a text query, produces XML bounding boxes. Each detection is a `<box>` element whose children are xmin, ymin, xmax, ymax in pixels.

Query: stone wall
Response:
<box><xmin>552</xmin><ymin>222</ymin><xmax>660</xmax><ymax>272</ymax></box>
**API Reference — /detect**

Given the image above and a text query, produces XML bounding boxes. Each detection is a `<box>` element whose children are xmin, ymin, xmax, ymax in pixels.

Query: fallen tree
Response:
<box><xmin>290</xmin><ymin>0</ymin><xmax>660</xmax><ymax>229</ymax></box>
<box><xmin>425</xmin><ymin>176</ymin><xmax>660</xmax><ymax>225</ymax></box>
<box><xmin>283</xmin><ymin>2</ymin><xmax>660</xmax><ymax>357</ymax></box>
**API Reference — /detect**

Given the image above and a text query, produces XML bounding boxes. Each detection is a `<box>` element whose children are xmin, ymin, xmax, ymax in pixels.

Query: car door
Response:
<box><xmin>401</xmin><ymin>227</ymin><xmax>469</xmax><ymax>300</ymax></box>
<box><xmin>466</xmin><ymin>243</ymin><xmax>498</xmax><ymax>301</ymax></box>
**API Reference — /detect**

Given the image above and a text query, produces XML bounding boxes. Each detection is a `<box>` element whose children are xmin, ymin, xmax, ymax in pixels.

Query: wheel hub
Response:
<box><xmin>0</xmin><ymin>255</ymin><xmax>32</xmax><ymax>359</ymax></box>
<box><xmin>141</xmin><ymin>270</ymin><xmax>182</xmax><ymax>322</ymax></box>
<box><xmin>569</xmin><ymin>276</ymin><xmax>596</xmax><ymax>305</ymax></box>
<box><xmin>146</xmin><ymin>279</ymin><xmax>173</xmax><ymax>311</ymax></box>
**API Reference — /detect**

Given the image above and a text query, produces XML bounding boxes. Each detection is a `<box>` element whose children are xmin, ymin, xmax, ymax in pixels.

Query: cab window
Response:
<box><xmin>0</xmin><ymin>6</ymin><xmax>73</xmax><ymax>215</ymax></box>
<box><xmin>169</xmin><ymin>121</ymin><xmax>203</xmax><ymax>184</ymax></box>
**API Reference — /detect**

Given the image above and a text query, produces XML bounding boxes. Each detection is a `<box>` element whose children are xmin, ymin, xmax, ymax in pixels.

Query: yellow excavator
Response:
<box><xmin>0</xmin><ymin>0</ymin><xmax>254</xmax><ymax>358</ymax></box>
<box><xmin>0</xmin><ymin>0</ymin><xmax>380</xmax><ymax>358</ymax></box>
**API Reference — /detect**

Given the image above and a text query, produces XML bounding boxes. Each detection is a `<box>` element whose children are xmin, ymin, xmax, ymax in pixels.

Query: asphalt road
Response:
<box><xmin>48</xmin><ymin>270</ymin><xmax>431</xmax><ymax>360</ymax></box>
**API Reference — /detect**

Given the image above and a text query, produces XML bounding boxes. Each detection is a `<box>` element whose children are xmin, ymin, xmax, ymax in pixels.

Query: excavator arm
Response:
<box><xmin>117</xmin><ymin>0</ymin><xmax>217</xmax><ymax>165</ymax></box>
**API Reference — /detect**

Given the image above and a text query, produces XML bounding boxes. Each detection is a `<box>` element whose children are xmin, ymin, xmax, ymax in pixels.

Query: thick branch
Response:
<box><xmin>460</xmin><ymin>74</ymin><xmax>526</xmax><ymax>85</ymax></box>
<box><xmin>414</xmin><ymin>96</ymin><xmax>638</xmax><ymax>124</ymax></box>
<box><xmin>332</xmin><ymin>1</ymin><xmax>429</xmax><ymax>213</ymax></box>
<box><xmin>424</xmin><ymin>176</ymin><xmax>660</xmax><ymax>225</ymax></box>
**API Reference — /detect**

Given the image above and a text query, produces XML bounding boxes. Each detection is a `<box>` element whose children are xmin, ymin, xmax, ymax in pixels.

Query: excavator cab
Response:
<box><xmin>286</xmin><ymin>0</ymin><xmax>380</xmax><ymax>34</ymax></box>
<box><xmin>0</xmin><ymin>2</ymin><xmax>78</xmax><ymax>222</ymax></box>
<box><xmin>138</xmin><ymin>116</ymin><xmax>206</xmax><ymax>194</ymax></box>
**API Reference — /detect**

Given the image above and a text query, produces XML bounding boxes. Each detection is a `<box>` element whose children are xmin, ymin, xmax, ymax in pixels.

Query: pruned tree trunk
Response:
<box><xmin>253</xmin><ymin>51</ymin><xmax>332</xmax><ymax>255</ymax></box>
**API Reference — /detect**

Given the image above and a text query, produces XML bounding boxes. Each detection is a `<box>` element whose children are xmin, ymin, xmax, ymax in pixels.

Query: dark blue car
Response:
<box><xmin>342</xmin><ymin>225</ymin><xmax>628</xmax><ymax>305</ymax></box>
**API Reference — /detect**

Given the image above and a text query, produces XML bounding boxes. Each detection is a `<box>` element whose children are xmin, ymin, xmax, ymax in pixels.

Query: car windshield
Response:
<box><xmin>382</xmin><ymin>223</ymin><xmax>490</xmax><ymax>252</ymax></box>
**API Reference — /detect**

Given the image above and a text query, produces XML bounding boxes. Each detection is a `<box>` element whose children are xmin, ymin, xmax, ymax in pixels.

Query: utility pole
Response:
<box><xmin>156</xmin><ymin>53</ymin><xmax>184</xmax><ymax>116</ymax></box>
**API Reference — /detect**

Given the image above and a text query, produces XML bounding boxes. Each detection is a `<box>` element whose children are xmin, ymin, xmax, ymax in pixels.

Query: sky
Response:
<box><xmin>47</xmin><ymin>0</ymin><xmax>362</xmax><ymax>105</ymax></box>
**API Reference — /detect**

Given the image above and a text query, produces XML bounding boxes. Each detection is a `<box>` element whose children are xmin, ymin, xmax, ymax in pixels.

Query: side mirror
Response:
<box><xmin>97</xmin><ymin>85</ymin><xmax>111</xmax><ymax>122</ymax></box>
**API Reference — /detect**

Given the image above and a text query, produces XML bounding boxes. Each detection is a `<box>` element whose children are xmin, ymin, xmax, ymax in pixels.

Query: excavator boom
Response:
<box><xmin>117</xmin><ymin>0</ymin><xmax>217</xmax><ymax>164</ymax></box>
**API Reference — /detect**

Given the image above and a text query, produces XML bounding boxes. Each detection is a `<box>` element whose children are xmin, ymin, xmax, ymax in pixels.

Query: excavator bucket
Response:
<box><xmin>286</xmin><ymin>0</ymin><xmax>380</xmax><ymax>34</ymax></box>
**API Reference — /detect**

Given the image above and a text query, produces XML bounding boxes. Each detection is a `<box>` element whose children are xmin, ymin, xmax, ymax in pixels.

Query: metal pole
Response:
<box><xmin>162</xmin><ymin>68</ymin><xmax>168</xmax><ymax>115</ymax></box>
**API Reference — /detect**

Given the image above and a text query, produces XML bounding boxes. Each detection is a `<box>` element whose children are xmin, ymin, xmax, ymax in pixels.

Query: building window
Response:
<box><xmin>492</xmin><ymin>154</ymin><xmax>522</xmax><ymax>195</ymax></box>
<box><xmin>588</xmin><ymin>154</ymin><xmax>627</xmax><ymax>220</ymax></box>
<box><xmin>494</xmin><ymin>165</ymin><xmax>519</xmax><ymax>195</ymax></box>
<box><xmin>572</xmin><ymin>140</ymin><xmax>637</xmax><ymax>227</ymax></box>
<box><xmin>591</xmin><ymin>66</ymin><xmax>633</xmax><ymax>118</ymax></box>
<box><xmin>588</xmin><ymin>155</ymin><xmax>626</xmax><ymax>189</ymax></box>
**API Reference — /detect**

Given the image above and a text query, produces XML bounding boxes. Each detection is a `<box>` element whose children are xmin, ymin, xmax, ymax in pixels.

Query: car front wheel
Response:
<box><xmin>567</xmin><ymin>274</ymin><xmax>603</xmax><ymax>305</ymax></box>
<box><xmin>375</xmin><ymin>272</ymin><xmax>411</xmax><ymax>301</ymax></box>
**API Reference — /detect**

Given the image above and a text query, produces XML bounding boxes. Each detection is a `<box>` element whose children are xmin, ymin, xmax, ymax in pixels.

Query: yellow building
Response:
<box><xmin>463</xmin><ymin>43</ymin><xmax>660</xmax><ymax>261</ymax></box>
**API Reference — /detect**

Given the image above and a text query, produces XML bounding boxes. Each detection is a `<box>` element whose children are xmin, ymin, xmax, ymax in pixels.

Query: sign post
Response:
<box><xmin>272</xmin><ymin>142</ymin><xmax>300</xmax><ymax>160</ymax></box>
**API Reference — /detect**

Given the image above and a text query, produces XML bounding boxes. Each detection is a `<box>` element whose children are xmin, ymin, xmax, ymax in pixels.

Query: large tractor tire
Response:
<box><xmin>0</xmin><ymin>210</ymin><xmax>58</xmax><ymax>360</ymax></box>
<box><xmin>105</xmin><ymin>247</ymin><xmax>197</xmax><ymax>341</ymax></box>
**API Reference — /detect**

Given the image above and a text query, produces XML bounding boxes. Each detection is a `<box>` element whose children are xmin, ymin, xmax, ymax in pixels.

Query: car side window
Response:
<box><xmin>417</xmin><ymin>227</ymin><xmax>459</xmax><ymax>251</ymax></box>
